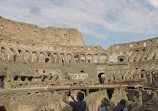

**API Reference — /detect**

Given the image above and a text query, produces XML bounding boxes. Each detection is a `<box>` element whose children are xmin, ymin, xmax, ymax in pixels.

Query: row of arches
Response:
<box><xmin>0</xmin><ymin>38</ymin><xmax>102</xmax><ymax>53</ymax></box>
<box><xmin>0</xmin><ymin>47</ymin><xmax>108</xmax><ymax>63</ymax></box>
<box><xmin>128</xmin><ymin>47</ymin><xmax>158</xmax><ymax>62</ymax></box>
<box><xmin>114</xmin><ymin>38</ymin><xmax>158</xmax><ymax>50</ymax></box>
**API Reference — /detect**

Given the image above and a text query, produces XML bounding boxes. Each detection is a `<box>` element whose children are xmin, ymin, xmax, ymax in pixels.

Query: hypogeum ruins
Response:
<box><xmin>0</xmin><ymin>17</ymin><xmax>158</xmax><ymax>111</ymax></box>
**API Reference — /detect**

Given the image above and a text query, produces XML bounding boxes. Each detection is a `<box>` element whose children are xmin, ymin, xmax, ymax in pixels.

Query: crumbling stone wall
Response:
<box><xmin>0</xmin><ymin>17</ymin><xmax>158</xmax><ymax>111</ymax></box>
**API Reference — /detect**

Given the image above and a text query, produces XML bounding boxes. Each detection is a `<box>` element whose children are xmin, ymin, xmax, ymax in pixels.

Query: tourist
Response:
<box><xmin>98</xmin><ymin>98</ymin><xmax>112</xmax><ymax>111</ymax></box>
<box><xmin>63</xmin><ymin>91</ymin><xmax>88</xmax><ymax>111</ymax></box>
<box><xmin>113</xmin><ymin>99</ymin><xmax>128</xmax><ymax>111</ymax></box>
<box><xmin>0</xmin><ymin>106</ymin><xmax>6</xmax><ymax>111</ymax></box>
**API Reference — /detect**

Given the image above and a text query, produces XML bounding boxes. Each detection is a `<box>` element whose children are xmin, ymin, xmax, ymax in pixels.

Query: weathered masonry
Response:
<box><xmin>0</xmin><ymin>17</ymin><xmax>158</xmax><ymax>111</ymax></box>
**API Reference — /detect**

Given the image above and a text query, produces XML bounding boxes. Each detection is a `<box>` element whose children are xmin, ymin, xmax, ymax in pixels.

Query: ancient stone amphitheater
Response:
<box><xmin>0</xmin><ymin>17</ymin><xmax>158</xmax><ymax>111</ymax></box>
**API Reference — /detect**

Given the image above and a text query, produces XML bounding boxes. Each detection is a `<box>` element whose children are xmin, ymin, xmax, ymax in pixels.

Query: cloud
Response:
<box><xmin>30</xmin><ymin>6</ymin><xmax>41</xmax><ymax>15</ymax></box>
<box><xmin>0</xmin><ymin>0</ymin><xmax>158</xmax><ymax>43</ymax></box>
<box><xmin>146</xmin><ymin>0</ymin><xmax>158</xmax><ymax>8</ymax></box>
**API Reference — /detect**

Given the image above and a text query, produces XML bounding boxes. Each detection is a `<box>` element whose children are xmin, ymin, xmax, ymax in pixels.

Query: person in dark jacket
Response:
<box><xmin>63</xmin><ymin>91</ymin><xmax>89</xmax><ymax>111</ymax></box>
<box><xmin>113</xmin><ymin>99</ymin><xmax>128</xmax><ymax>111</ymax></box>
<box><xmin>0</xmin><ymin>106</ymin><xmax>6</xmax><ymax>111</ymax></box>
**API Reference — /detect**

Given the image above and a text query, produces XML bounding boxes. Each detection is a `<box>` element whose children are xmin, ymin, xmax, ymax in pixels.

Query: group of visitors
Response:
<box><xmin>63</xmin><ymin>91</ymin><xmax>128</xmax><ymax>111</ymax></box>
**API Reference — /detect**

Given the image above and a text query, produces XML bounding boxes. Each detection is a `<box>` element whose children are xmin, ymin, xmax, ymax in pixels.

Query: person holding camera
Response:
<box><xmin>63</xmin><ymin>91</ymin><xmax>88</xmax><ymax>111</ymax></box>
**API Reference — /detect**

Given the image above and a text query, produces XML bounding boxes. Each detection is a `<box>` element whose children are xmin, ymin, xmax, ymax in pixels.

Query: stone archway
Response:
<box><xmin>100</xmin><ymin>53</ymin><xmax>107</xmax><ymax>63</ymax></box>
<box><xmin>87</xmin><ymin>54</ymin><xmax>92</xmax><ymax>63</ymax></box>
<box><xmin>39</xmin><ymin>52</ymin><xmax>45</xmax><ymax>62</ymax></box>
<box><xmin>60</xmin><ymin>53</ymin><xmax>65</xmax><ymax>64</ymax></box>
<box><xmin>80</xmin><ymin>54</ymin><xmax>86</xmax><ymax>62</ymax></box>
<box><xmin>93</xmin><ymin>54</ymin><xmax>99</xmax><ymax>63</ymax></box>
<box><xmin>66</xmin><ymin>54</ymin><xmax>72</xmax><ymax>63</ymax></box>
<box><xmin>32</xmin><ymin>51</ymin><xmax>38</xmax><ymax>62</ymax></box>
<box><xmin>98</xmin><ymin>73</ymin><xmax>105</xmax><ymax>84</ymax></box>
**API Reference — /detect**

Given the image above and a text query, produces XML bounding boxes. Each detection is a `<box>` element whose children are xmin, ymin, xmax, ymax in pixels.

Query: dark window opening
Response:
<box><xmin>113</xmin><ymin>76</ymin><xmax>115</xmax><ymax>80</ymax></box>
<box><xmin>28</xmin><ymin>77</ymin><xmax>33</xmax><ymax>81</ymax></box>
<box><xmin>89</xmin><ymin>89</ymin><xmax>99</xmax><ymax>93</ymax></box>
<box><xmin>21</xmin><ymin>76</ymin><xmax>26</xmax><ymax>81</ymax></box>
<box><xmin>49</xmin><ymin>76</ymin><xmax>53</xmax><ymax>80</ymax></box>
<box><xmin>80</xmin><ymin>70</ymin><xmax>84</xmax><ymax>73</ymax></box>
<box><xmin>47</xmin><ymin>53</ymin><xmax>51</xmax><ymax>57</ymax></box>
<box><xmin>120</xmin><ymin>58</ymin><xmax>124</xmax><ymax>62</ymax></box>
<box><xmin>13</xmin><ymin>55</ymin><xmax>16</xmax><ymax>61</ymax></box>
<box><xmin>51</xmin><ymin>84</ymin><xmax>55</xmax><ymax>86</ymax></box>
<box><xmin>62</xmin><ymin>59</ymin><xmax>64</xmax><ymax>65</ymax></box>
<box><xmin>42</xmin><ymin>76</ymin><xmax>47</xmax><ymax>82</ymax></box>
<box><xmin>0</xmin><ymin>76</ymin><xmax>5</xmax><ymax>81</ymax></box>
<box><xmin>81</xmin><ymin>60</ymin><xmax>85</xmax><ymax>62</ymax></box>
<box><xmin>127</xmin><ymin>87</ymin><xmax>136</xmax><ymax>89</ymax></box>
<box><xmin>107</xmin><ymin>88</ymin><xmax>114</xmax><ymax>100</ymax></box>
<box><xmin>74</xmin><ymin>55</ymin><xmax>79</xmax><ymax>58</ymax></box>
<box><xmin>141</xmin><ymin>74</ymin><xmax>144</xmax><ymax>78</ymax></box>
<box><xmin>108</xmin><ymin>79</ymin><xmax>111</xmax><ymax>83</ymax></box>
<box><xmin>0</xmin><ymin>39</ymin><xmax>3</xmax><ymax>42</ymax></box>
<box><xmin>4</xmin><ymin>68</ymin><xmax>7</xmax><ymax>71</ymax></box>
<box><xmin>14</xmin><ymin>76</ymin><xmax>19</xmax><ymax>81</ymax></box>
<box><xmin>98</xmin><ymin>73</ymin><xmax>105</xmax><ymax>84</ymax></box>
<box><xmin>18</xmin><ymin>50</ymin><xmax>21</xmax><ymax>54</ymax></box>
<box><xmin>45</xmin><ymin>58</ymin><xmax>49</xmax><ymax>63</ymax></box>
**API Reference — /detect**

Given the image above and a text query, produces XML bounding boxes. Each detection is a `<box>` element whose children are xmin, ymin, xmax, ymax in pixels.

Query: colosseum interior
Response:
<box><xmin>0</xmin><ymin>16</ymin><xmax>158</xmax><ymax>111</ymax></box>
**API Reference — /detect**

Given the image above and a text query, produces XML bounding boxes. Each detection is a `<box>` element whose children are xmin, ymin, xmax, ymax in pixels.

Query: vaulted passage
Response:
<box><xmin>107</xmin><ymin>88</ymin><xmax>114</xmax><ymax>100</ymax></box>
<box><xmin>0</xmin><ymin>76</ymin><xmax>5</xmax><ymax>88</ymax></box>
<box><xmin>98</xmin><ymin>73</ymin><xmax>105</xmax><ymax>84</ymax></box>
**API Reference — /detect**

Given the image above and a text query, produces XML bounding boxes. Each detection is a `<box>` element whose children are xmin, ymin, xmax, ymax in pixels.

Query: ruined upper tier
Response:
<box><xmin>0</xmin><ymin>17</ymin><xmax>85</xmax><ymax>46</ymax></box>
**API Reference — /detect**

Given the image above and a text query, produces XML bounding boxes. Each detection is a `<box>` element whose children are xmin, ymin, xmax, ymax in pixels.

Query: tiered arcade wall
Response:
<box><xmin>0</xmin><ymin>17</ymin><xmax>158</xmax><ymax>88</ymax></box>
<box><xmin>97</xmin><ymin>37</ymin><xmax>158</xmax><ymax>87</ymax></box>
<box><xmin>0</xmin><ymin>17</ymin><xmax>158</xmax><ymax>111</ymax></box>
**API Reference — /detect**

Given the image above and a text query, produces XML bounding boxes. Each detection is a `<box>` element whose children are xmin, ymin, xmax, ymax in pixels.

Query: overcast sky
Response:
<box><xmin>0</xmin><ymin>0</ymin><xmax>158</xmax><ymax>49</ymax></box>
